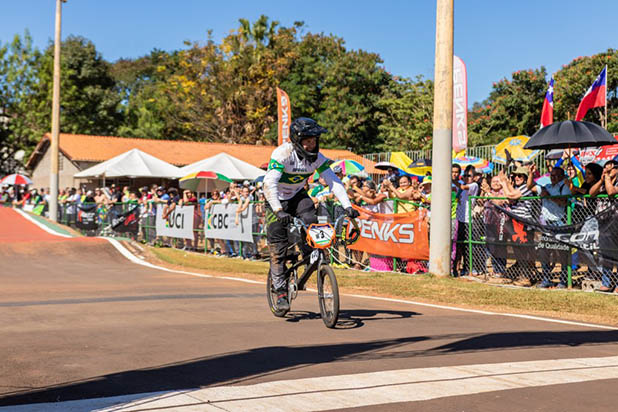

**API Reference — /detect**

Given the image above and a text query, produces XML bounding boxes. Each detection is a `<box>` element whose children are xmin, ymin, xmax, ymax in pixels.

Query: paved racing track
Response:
<box><xmin>2</xmin><ymin>207</ymin><xmax>618</xmax><ymax>411</ymax></box>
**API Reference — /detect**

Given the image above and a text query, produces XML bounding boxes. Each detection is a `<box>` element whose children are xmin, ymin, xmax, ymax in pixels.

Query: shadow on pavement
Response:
<box><xmin>284</xmin><ymin>308</ymin><xmax>420</xmax><ymax>329</ymax></box>
<box><xmin>3</xmin><ymin>330</ymin><xmax>618</xmax><ymax>406</ymax></box>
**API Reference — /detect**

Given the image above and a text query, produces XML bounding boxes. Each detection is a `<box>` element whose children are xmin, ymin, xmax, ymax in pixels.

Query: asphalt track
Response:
<box><xmin>2</xmin><ymin>207</ymin><xmax>618</xmax><ymax>411</ymax></box>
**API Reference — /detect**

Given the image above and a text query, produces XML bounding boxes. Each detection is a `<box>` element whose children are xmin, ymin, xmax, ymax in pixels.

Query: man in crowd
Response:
<box><xmin>452</xmin><ymin>168</ymin><xmax>479</xmax><ymax>276</ymax></box>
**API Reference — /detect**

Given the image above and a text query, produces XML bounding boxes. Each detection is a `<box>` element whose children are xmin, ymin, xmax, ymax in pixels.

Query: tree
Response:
<box><xmin>468</xmin><ymin>67</ymin><xmax>548</xmax><ymax>146</ymax></box>
<box><xmin>0</xmin><ymin>31</ymin><xmax>42</xmax><ymax>174</ymax></box>
<box><xmin>375</xmin><ymin>75</ymin><xmax>433</xmax><ymax>151</ymax></box>
<box><xmin>34</xmin><ymin>35</ymin><xmax>123</xmax><ymax>136</ymax></box>
<box><xmin>554</xmin><ymin>49</ymin><xmax>618</xmax><ymax>132</ymax></box>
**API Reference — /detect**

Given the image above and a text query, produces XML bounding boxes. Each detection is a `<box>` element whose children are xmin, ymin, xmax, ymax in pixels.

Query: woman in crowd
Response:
<box><xmin>480</xmin><ymin>175</ymin><xmax>509</xmax><ymax>280</ymax></box>
<box><xmin>382</xmin><ymin>175</ymin><xmax>420</xmax><ymax>213</ymax></box>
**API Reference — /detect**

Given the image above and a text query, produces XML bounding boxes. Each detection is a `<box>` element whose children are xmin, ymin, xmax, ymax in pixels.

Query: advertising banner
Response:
<box><xmin>347</xmin><ymin>205</ymin><xmax>429</xmax><ymax>260</ymax></box>
<box><xmin>156</xmin><ymin>205</ymin><xmax>195</xmax><ymax>239</ymax></box>
<box><xmin>453</xmin><ymin>55</ymin><xmax>468</xmax><ymax>153</ymax></box>
<box><xmin>277</xmin><ymin>87</ymin><xmax>292</xmax><ymax>145</ymax></box>
<box><xmin>76</xmin><ymin>203</ymin><xmax>98</xmax><ymax>231</ymax></box>
<box><xmin>112</xmin><ymin>205</ymin><xmax>140</xmax><ymax>234</ymax></box>
<box><xmin>204</xmin><ymin>203</ymin><xmax>254</xmax><ymax>242</ymax></box>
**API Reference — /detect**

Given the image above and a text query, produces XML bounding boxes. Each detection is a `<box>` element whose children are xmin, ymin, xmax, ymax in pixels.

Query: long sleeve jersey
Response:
<box><xmin>263</xmin><ymin>142</ymin><xmax>352</xmax><ymax>211</ymax></box>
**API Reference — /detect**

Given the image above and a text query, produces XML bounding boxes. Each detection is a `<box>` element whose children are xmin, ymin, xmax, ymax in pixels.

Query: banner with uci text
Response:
<box><xmin>156</xmin><ymin>205</ymin><xmax>195</xmax><ymax>239</ymax></box>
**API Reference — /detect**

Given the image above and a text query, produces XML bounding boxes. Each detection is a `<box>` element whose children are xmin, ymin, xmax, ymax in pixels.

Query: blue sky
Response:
<box><xmin>2</xmin><ymin>0</ymin><xmax>617</xmax><ymax>105</ymax></box>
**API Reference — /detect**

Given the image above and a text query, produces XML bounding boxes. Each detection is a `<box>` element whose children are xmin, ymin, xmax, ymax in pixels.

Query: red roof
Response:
<box><xmin>27</xmin><ymin>133</ymin><xmax>380</xmax><ymax>173</ymax></box>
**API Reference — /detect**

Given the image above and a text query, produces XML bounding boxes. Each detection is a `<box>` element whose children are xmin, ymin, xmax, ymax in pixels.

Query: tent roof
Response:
<box><xmin>179</xmin><ymin>152</ymin><xmax>266</xmax><ymax>180</ymax></box>
<box><xmin>74</xmin><ymin>148</ymin><xmax>182</xmax><ymax>178</ymax></box>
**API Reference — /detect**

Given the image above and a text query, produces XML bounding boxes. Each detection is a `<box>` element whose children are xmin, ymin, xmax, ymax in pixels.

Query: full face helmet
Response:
<box><xmin>289</xmin><ymin>117</ymin><xmax>328</xmax><ymax>162</ymax></box>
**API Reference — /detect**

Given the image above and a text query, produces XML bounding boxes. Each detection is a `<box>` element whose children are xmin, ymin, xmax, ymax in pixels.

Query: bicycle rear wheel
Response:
<box><xmin>267</xmin><ymin>270</ymin><xmax>289</xmax><ymax>317</ymax></box>
<box><xmin>317</xmin><ymin>265</ymin><xmax>339</xmax><ymax>328</ymax></box>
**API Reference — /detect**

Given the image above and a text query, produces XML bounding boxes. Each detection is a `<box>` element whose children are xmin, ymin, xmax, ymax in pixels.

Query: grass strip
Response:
<box><xmin>150</xmin><ymin>247</ymin><xmax>618</xmax><ymax>326</ymax></box>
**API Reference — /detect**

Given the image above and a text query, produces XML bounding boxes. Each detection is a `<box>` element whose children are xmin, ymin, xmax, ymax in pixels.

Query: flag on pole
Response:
<box><xmin>277</xmin><ymin>87</ymin><xmax>292</xmax><ymax>145</ymax></box>
<box><xmin>452</xmin><ymin>55</ymin><xmax>468</xmax><ymax>153</ymax></box>
<box><xmin>575</xmin><ymin>66</ymin><xmax>607</xmax><ymax>121</ymax></box>
<box><xmin>540</xmin><ymin>77</ymin><xmax>554</xmax><ymax>128</ymax></box>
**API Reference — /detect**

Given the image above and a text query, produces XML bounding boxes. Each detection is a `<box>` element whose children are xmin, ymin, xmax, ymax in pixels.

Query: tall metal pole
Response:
<box><xmin>49</xmin><ymin>0</ymin><xmax>64</xmax><ymax>222</ymax></box>
<box><xmin>429</xmin><ymin>0</ymin><xmax>454</xmax><ymax>276</ymax></box>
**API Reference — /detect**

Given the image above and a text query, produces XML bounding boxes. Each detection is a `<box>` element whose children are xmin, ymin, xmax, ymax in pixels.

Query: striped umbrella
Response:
<box><xmin>310</xmin><ymin>159</ymin><xmax>365</xmax><ymax>182</ymax></box>
<box><xmin>179</xmin><ymin>171</ymin><xmax>233</xmax><ymax>192</ymax></box>
<box><xmin>453</xmin><ymin>156</ymin><xmax>493</xmax><ymax>174</ymax></box>
<box><xmin>0</xmin><ymin>173</ymin><xmax>33</xmax><ymax>185</ymax></box>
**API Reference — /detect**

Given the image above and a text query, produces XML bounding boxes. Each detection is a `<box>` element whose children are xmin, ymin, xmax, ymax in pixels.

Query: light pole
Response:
<box><xmin>429</xmin><ymin>0</ymin><xmax>454</xmax><ymax>276</ymax></box>
<box><xmin>49</xmin><ymin>0</ymin><xmax>66</xmax><ymax>222</ymax></box>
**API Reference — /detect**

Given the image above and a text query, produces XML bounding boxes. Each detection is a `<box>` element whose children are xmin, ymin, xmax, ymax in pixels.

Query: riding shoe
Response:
<box><xmin>276</xmin><ymin>293</ymin><xmax>290</xmax><ymax>311</ymax></box>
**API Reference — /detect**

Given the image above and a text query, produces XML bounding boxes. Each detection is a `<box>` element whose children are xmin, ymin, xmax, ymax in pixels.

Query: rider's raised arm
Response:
<box><xmin>319</xmin><ymin>160</ymin><xmax>352</xmax><ymax>209</ymax></box>
<box><xmin>263</xmin><ymin>158</ymin><xmax>284</xmax><ymax>211</ymax></box>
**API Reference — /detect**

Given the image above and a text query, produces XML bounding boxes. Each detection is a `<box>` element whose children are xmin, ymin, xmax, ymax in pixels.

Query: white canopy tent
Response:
<box><xmin>74</xmin><ymin>148</ymin><xmax>182</xmax><ymax>179</ymax></box>
<box><xmin>179</xmin><ymin>152</ymin><xmax>265</xmax><ymax>181</ymax></box>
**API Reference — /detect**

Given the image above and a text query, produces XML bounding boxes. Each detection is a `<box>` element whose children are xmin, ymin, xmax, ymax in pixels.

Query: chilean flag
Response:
<box><xmin>540</xmin><ymin>77</ymin><xmax>554</xmax><ymax>128</ymax></box>
<box><xmin>575</xmin><ymin>66</ymin><xmax>607</xmax><ymax>121</ymax></box>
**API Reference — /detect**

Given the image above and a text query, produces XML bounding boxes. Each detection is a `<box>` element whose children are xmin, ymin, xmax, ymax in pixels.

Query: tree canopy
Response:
<box><xmin>0</xmin><ymin>17</ymin><xmax>616</xmax><ymax>174</ymax></box>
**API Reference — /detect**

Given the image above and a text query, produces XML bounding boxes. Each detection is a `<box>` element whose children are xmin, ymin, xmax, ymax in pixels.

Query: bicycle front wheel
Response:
<box><xmin>317</xmin><ymin>265</ymin><xmax>339</xmax><ymax>328</ymax></box>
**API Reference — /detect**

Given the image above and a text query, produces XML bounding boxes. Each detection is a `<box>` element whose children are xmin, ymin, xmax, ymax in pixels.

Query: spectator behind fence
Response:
<box><xmin>480</xmin><ymin>175</ymin><xmax>508</xmax><ymax>279</ymax></box>
<box><xmin>236</xmin><ymin>185</ymin><xmax>257</xmax><ymax>259</ymax></box>
<box><xmin>382</xmin><ymin>175</ymin><xmax>418</xmax><ymax>213</ymax></box>
<box><xmin>527</xmin><ymin>164</ymin><xmax>570</xmax><ymax>288</ymax></box>
<box><xmin>181</xmin><ymin>189</ymin><xmax>199</xmax><ymax>251</ymax></box>
<box><xmin>452</xmin><ymin>169</ymin><xmax>479</xmax><ymax>276</ymax></box>
<box><xmin>498</xmin><ymin>166</ymin><xmax>536</xmax><ymax>286</ymax></box>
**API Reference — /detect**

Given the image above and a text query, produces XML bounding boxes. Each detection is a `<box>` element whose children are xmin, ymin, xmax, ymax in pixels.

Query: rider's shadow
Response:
<box><xmin>285</xmin><ymin>309</ymin><xmax>420</xmax><ymax>329</ymax></box>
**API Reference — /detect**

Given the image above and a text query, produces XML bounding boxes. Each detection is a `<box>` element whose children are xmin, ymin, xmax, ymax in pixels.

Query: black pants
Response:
<box><xmin>266</xmin><ymin>191</ymin><xmax>317</xmax><ymax>291</ymax></box>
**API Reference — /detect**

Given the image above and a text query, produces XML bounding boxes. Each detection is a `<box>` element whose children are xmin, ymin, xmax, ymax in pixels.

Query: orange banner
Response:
<box><xmin>277</xmin><ymin>87</ymin><xmax>291</xmax><ymax>145</ymax></box>
<box><xmin>347</xmin><ymin>205</ymin><xmax>429</xmax><ymax>260</ymax></box>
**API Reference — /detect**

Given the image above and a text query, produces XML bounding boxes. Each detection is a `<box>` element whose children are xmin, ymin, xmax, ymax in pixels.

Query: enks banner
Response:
<box><xmin>156</xmin><ymin>206</ymin><xmax>195</xmax><ymax>239</ymax></box>
<box><xmin>347</xmin><ymin>205</ymin><xmax>429</xmax><ymax>260</ymax></box>
<box><xmin>204</xmin><ymin>203</ymin><xmax>253</xmax><ymax>242</ymax></box>
<box><xmin>76</xmin><ymin>203</ymin><xmax>98</xmax><ymax>231</ymax></box>
<box><xmin>277</xmin><ymin>87</ymin><xmax>292</xmax><ymax>145</ymax></box>
<box><xmin>452</xmin><ymin>55</ymin><xmax>468</xmax><ymax>153</ymax></box>
<box><xmin>112</xmin><ymin>205</ymin><xmax>139</xmax><ymax>234</ymax></box>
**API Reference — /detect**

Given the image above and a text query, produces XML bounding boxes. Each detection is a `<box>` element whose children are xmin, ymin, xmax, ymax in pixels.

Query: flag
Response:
<box><xmin>575</xmin><ymin>66</ymin><xmax>607</xmax><ymax>121</ymax></box>
<box><xmin>452</xmin><ymin>55</ymin><xmax>468</xmax><ymax>153</ymax></box>
<box><xmin>277</xmin><ymin>87</ymin><xmax>292</xmax><ymax>145</ymax></box>
<box><xmin>540</xmin><ymin>77</ymin><xmax>554</xmax><ymax>128</ymax></box>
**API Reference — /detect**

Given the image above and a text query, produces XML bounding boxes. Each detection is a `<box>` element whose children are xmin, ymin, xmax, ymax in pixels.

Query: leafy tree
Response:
<box><xmin>375</xmin><ymin>75</ymin><xmax>433</xmax><ymax>151</ymax></box>
<box><xmin>34</xmin><ymin>35</ymin><xmax>123</xmax><ymax>136</ymax></box>
<box><xmin>0</xmin><ymin>31</ymin><xmax>42</xmax><ymax>174</ymax></box>
<box><xmin>468</xmin><ymin>67</ymin><xmax>548</xmax><ymax>146</ymax></box>
<box><xmin>554</xmin><ymin>49</ymin><xmax>618</xmax><ymax>133</ymax></box>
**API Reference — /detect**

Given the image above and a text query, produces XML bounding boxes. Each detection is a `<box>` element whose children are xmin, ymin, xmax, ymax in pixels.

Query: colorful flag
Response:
<box><xmin>452</xmin><ymin>55</ymin><xmax>468</xmax><ymax>153</ymax></box>
<box><xmin>277</xmin><ymin>87</ymin><xmax>292</xmax><ymax>145</ymax></box>
<box><xmin>575</xmin><ymin>66</ymin><xmax>607</xmax><ymax>121</ymax></box>
<box><xmin>540</xmin><ymin>77</ymin><xmax>554</xmax><ymax>128</ymax></box>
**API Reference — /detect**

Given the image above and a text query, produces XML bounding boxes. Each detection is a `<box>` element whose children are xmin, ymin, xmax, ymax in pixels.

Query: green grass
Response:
<box><xmin>150</xmin><ymin>247</ymin><xmax>618</xmax><ymax>326</ymax></box>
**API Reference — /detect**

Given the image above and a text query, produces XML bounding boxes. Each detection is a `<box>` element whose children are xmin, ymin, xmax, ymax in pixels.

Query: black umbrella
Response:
<box><xmin>524</xmin><ymin>120</ymin><xmax>617</xmax><ymax>150</ymax></box>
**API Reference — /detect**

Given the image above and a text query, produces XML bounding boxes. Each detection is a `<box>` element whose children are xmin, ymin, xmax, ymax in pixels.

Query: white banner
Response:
<box><xmin>204</xmin><ymin>203</ymin><xmax>254</xmax><ymax>242</ymax></box>
<box><xmin>156</xmin><ymin>205</ymin><xmax>195</xmax><ymax>239</ymax></box>
<box><xmin>453</xmin><ymin>55</ymin><xmax>468</xmax><ymax>153</ymax></box>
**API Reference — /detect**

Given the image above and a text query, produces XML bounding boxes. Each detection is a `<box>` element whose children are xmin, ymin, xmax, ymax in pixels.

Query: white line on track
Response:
<box><xmin>13</xmin><ymin>209</ymin><xmax>73</xmax><ymax>238</ymax></box>
<box><xmin>4</xmin><ymin>355</ymin><xmax>618</xmax><ymax>411</ymax></box>
<box><xmin>16</xmin><ymin>209</ymin><xmax>618</xmax><ymax>330</ymax></box>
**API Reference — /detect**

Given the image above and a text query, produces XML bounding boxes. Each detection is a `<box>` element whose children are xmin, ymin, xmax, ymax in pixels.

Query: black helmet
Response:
<box><xmin>289</xmin><ymin>117</ymin><xmax>327</xmax><ymax>162</ymax></box>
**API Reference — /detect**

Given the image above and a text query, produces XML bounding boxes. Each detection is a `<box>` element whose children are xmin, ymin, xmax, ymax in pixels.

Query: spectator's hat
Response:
<box><xmin>243</xmin><ymin>180</ymin><xmax>250</xmax><ymax>186</ymax></box>
<box><xmin>420</xmin><ymin>176</ymin><xmax>432</xmax><ymax>187</ymax></box>
<box><xmin>156</xmin><ymin>186</ymin><xmax>165</xmax><ymax>191</ymax></box>
<box><xmin>86</xmin><ymin>190</ymin><xmax>93</xmax><ymax>196</ymax></box>
<box><xmin>513</xmin><ymin>165</ymin><xmax>529</xmax><ymax>176</ymax></box>
<box><xmin>333</xmin><ymin>165</ymin><xmax>343</xmax><ymax>175</ymax></box>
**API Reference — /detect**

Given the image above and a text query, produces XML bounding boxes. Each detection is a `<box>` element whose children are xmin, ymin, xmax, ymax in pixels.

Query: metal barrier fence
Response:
<box><xmin>464</xmin><ymin>194</ymin><xmax>618</xmax><ymax>289</ymax></box>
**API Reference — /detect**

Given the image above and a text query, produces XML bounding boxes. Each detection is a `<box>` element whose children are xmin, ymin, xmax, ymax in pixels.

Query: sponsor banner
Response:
<box><xmin>452</xmin><ymin>55</ymin><xmax>468</xmax><ymax>153</ymax></box>
<box><xmin>112</xmin><ymin>205</ymin><xmax>140</xmax><ymax>234</ymax></box>
<box><xmin>277</xmin><ymin>87</ymin><xmax>291</xmax><ymax>145</ymax></box>
<box><xmin>76</xmin><ymin>203</ymin><xmax>98</xmax><ymax>231</ymax></box>
<box><xmin>156</xmin><ymin>205</ymin><xmax>195</xmax><ymax>239</ymax></box>
<box><xmin>204</xmin><ymin>203</ymin><xmax>254</xmax><ymax>242</ymax></box>
<box><xmin>348</xmin><ymin>205</ymin><xmax>429</xmax><ymax>260</ymax></box>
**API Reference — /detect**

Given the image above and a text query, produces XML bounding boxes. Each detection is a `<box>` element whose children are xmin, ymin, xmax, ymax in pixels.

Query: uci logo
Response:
<box><xmin>289</xmin><ymin>175</ymin><xmax>305</xmax><ymax>183</ymax></box>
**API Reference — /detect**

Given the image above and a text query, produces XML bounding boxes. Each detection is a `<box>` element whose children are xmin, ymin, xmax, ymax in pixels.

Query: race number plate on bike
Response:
<box><xmin>306</xmin><ymin>223</ymin><xmax>335</xmax><ymax>249</ymax></box>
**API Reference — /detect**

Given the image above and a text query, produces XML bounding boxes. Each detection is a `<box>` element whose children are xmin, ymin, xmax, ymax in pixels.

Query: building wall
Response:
<box><xmin>30</xmin><ymin>148</ymin><xmax>82</xmax><ymax>190</ymax></box>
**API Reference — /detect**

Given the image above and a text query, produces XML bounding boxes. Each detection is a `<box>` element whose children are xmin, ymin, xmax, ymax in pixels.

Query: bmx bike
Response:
<box><xmin>267</xmin><ymin>215</ymin><xmax>359</xmax><ymax>328</ymax></box>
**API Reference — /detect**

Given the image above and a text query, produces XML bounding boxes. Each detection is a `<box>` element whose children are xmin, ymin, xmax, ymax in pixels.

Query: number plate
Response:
<box><xmin>310</xmin><ymin>249</ymin><xmax>320</xmax><ymax>264</ymax></box>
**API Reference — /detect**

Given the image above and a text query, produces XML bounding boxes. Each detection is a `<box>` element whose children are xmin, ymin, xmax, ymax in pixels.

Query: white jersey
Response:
<box><xmin>263</xmin><ymin>142</ymin><xmax>352</xmax><ymax>211</ymax></box>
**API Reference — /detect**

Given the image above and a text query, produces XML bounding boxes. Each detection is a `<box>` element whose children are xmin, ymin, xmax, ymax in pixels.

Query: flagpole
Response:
<box><xmin>604</xmin><ymin>65</ymin><xmax>608</xmax><ymax>129</ymax></box>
